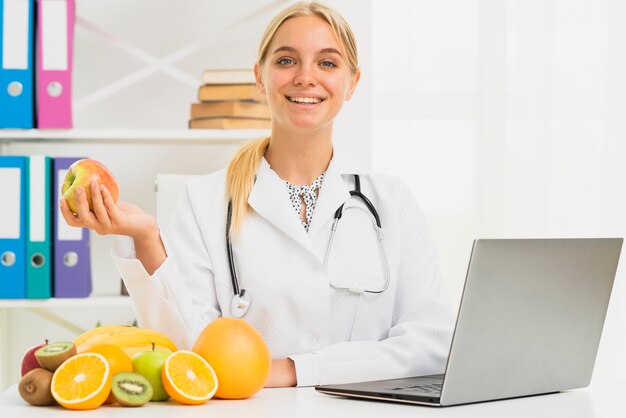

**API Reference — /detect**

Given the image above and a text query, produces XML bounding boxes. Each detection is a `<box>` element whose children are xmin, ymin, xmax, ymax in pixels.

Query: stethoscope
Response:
<box><xmin>226</xmin><ymin>174</ymin><xmax>391</xmax><ymax>318</ymax></box>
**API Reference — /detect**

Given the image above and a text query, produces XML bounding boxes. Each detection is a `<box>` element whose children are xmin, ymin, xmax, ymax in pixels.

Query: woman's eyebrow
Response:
<box><xmin>273</xmin><ymin>46</ymin><xmax>298</xmax><ymax>54</ymax></box>
<box><xmin>319</xmin><ymin>48</ymin><xmax>342</xmax><ymax>55</ymax></box>
<box><xmin>272</xmin><ymin>46</ymin><xmax>343</xmax><ymax>55</ymax></box>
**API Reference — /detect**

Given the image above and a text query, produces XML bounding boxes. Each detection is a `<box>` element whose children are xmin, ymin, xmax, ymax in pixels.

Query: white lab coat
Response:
<box><xmin>112</xmin><ymin>155</ymin><xmax>454</xmax><ymax>387</ymax></box>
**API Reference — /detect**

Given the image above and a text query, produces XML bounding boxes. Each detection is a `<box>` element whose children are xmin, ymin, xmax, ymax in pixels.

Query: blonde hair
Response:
<box><xmin>225</xmin><ymin>136</ymin><xmax>271</xmax><ymax>232</ymax></box>
<box><xmin>226</xmin><ymin>2</ymin><xmax>359</xmax><ymax>233</ymax></box>
<box><xmin>257</xmin><ymin>2</ymin><xmax>359</xmax><ymax>75</ymax></box>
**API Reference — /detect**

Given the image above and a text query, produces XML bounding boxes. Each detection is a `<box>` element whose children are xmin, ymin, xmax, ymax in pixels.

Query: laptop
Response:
<box><xmin>315</xmin><ymin>238</ymin><xmax>623</xmax><ymax>406</ymax></box>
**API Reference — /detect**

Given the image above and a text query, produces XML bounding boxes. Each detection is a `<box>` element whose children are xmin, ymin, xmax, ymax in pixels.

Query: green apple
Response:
<box><xmin>131</xmin><ymin>345</ymin><xmax>173</xmax><ymax>401</ymax></box>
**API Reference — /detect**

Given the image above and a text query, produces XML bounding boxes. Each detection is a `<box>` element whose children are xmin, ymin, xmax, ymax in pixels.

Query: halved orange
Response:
<box><xmin>162</xmin><ymin>350</ymin><xmax>218</xmax><ymax>405</ymax></box>
<box><xmin>51</xmin><ymin>352</ymin><xmax>112</xmax><ymax>410</ymax></box>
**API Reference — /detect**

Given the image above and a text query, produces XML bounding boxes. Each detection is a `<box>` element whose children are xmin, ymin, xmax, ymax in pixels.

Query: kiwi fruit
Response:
<box><xmin>18</xmin><ymin>368</ymin><xmax>56</xmax><ymax>406</ymax></box>
<box><xmin>111</xmin><ymin>372</ymin><xmax>153</xmax><ymax>407</ymax></box>
<box><xmin>35</xmin><ymin>341</ymin><xmax>77</xmax><ymax>371</ymax></box>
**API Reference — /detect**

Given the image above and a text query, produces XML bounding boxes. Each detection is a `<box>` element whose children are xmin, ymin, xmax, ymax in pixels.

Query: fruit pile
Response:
<box><xmin>18</xmin><ymin>318</ymin><xmax>270</xmax><ymax>409</ymax></box>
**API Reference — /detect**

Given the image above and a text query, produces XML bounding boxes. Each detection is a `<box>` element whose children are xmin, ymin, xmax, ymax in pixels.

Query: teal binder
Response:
<box><xmin>26</xmin><ymin>156</ymin><xmax>52</xmax><ymax>299</ymax></box>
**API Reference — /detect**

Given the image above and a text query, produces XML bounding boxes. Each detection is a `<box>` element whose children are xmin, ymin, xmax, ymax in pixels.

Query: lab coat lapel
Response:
<box><xmin>248</xmin><ymin>158</ymin><xmax>316</xmax><ymax>255</ymax></box>
<box><xmin>307</xmin><ymin>157</ymin><xmax>351</xmax><ymax>239</ymax></box>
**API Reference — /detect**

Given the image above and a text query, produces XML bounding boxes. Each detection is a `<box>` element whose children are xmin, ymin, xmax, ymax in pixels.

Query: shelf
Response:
<box><xmin>0</xmin><ymin>129</ymin><xmax>271</xmax><ymax>145</ymax></box>
<box><xmin>0</xmin><ymin>295</ymin><xmax>132</xmax><ymax>309</ymax></box>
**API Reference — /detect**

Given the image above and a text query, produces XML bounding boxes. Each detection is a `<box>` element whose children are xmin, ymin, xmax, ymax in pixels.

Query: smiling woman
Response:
<box><xmin>62</xmin><ymin>1</ymin><xmax>454</xmax><ymax>391</ymax></box>
<box><xmin>255</xmin><ymin>17</ymin><xmax>359</xmax><ymax>133</ymax></box>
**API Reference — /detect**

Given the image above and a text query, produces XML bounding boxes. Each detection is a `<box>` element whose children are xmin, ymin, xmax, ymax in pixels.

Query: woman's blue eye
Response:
<box><xmin>278</xmin><ymin>58</ymin><xmax>294</xmax><ymax>65</ymax></box>
<box><xmin>321</xmin><ymin>60</ymin><xmax>337</xmax><ymax>68</ymax></box>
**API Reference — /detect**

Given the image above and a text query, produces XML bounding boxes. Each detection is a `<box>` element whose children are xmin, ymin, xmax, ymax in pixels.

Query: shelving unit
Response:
<box><xmin>0</xmin><ymin>295</ymin><xmax>131</xmax><ymax>309</ymax></box>
<box><xmin>0</xmin><ymin>129</ymin><xmax>270</xmax><ymax>148</ymax></box>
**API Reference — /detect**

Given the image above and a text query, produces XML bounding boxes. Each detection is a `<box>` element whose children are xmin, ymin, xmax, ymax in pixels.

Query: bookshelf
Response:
<box><xmin>0</xmin><ymin>295</ymin><xmax>131</xmax><ymax>309</ymax></box>
<box><xmin>0</xmin><ymin>129</ymin><xmax>270</xmax><ymax>146</ymax></box>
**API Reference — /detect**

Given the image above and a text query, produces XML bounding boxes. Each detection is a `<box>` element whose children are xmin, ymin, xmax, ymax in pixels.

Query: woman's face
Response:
<box><xmin>255</xmin><ymin>15</ymin><xmax>360</xmax><ymax>133</ymax></box>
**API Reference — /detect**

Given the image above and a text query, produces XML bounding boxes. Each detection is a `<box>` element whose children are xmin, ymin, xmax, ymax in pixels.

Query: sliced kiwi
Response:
<box><xmin>111</xmin><ymin>372</ymin><xmax>154</xmax><ymax>407</ymax></box>
<box><xmin>35</xmin><ymin>341</ymin><xmax>76</xmax><ymax>371</ymax></box>
<box><xmin>18</xmin><ymin>368</ymin><xmax>56</xmax><ymax>406</ymax></box>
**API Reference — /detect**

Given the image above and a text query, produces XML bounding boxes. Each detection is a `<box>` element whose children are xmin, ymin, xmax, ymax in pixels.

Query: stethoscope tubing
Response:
<box><xmin>226</xmin><ymin>174</ymin><xmax>391</xmax><ymax>317</ymax></box>
<box><xmin>226</xmin><ymin>200</ymin><xmax>240</xmax><ymax>296</ymax></box>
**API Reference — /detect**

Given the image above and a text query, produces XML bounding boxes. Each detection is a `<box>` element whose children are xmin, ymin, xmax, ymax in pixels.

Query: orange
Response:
<box><xmin>192</xmin><ymin>318</ymin><xmax>270</xmax><ymax>399</ymax></box>
<box><xmin>162</xmin><ymin>350</ymin><xmax>218</xmax><ymax>404</ymax></box>
<box><xmin>84</xmin><ymin>344</ymin><xmax>133</xmax><ymax>403</ymax></box>
<box><xmin>51</xmin><ymin>352</ymin><xmax>112</xmax><ymax>410</ymax></box>
<box><xmin>84</xmin><ymin>344</ymin><xmax>133</xmax><ymax>375</ymax></box>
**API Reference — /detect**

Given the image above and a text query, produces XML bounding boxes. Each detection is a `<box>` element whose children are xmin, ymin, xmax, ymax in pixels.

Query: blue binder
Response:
<box><xmin>0</xmin><ymin>0</ymin><xmax>35</xmax><ymax>129</ymax></box>
<box><xmin>0</xmin><ymin>156</ymin><xmax>27</xmax><ymax>298</ymax></box>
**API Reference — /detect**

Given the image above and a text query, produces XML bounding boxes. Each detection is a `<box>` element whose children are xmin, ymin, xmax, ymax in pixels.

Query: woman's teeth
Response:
<box><xmin>288</xmin><ymin>96</ymin><xmax>321</xmax><ymax>104</ymax></box>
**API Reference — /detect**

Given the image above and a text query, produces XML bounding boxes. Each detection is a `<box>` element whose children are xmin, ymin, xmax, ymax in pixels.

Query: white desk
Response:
<box><xmin>1</xmin><ymin>381</ymin><xmax>625</xmax><ymax>418</ymax></box>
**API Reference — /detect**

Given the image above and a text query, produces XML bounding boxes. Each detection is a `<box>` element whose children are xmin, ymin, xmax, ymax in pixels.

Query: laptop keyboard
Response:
<box><xmin>386</xmin><ymin>383</ymin><xmax>442</xmax><ymax>394</ymax></box>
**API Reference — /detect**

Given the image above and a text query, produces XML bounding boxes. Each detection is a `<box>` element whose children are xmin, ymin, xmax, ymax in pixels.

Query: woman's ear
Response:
<box><xmin>345</xmin><ymin>69</ymin><xmax>361</xmax><ymax>101</ymax></box>
<box><xmin>254</xmin><ymin>63</ymin><xmax>266</xmax><ymax>95</ymax></box>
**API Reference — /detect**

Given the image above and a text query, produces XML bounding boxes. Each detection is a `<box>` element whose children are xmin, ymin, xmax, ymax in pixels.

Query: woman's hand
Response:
<box><xmin>61</xmin><ymin>180</ymin><xmax>167</xmax><ymax>275</ymax></box>
<box><xmin>265</xmin><ymin>358</ymin><xmax>297</xmax><ymax>388</ymax></box>
<box><xmin>60</xmin><ymin>180</ymin><xmax>157</xmax><ymax>241</ymax></box>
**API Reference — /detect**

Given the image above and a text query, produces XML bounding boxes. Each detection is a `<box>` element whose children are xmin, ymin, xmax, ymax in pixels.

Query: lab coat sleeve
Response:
<box><xmin>111</xmin><ymin>183</ymin><xmax>222</xmax><ymax>350</ymax></box>
<box><xmin>289</xmin><ymin>180</ymin><xmax>455</xmax><ymax>386</ymax></box>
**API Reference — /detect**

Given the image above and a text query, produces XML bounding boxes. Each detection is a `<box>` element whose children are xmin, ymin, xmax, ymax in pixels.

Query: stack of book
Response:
<box><xmin>189</xmin><ymin>69</ymin><xmax>271</xmax><ymax>129</ymax></box>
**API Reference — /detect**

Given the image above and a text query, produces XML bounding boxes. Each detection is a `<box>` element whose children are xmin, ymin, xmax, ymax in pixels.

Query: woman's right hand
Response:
<box><xmin>60</xmin><ymin>180</ymin><xmax>158</xmax><ymax>242</ymax></box>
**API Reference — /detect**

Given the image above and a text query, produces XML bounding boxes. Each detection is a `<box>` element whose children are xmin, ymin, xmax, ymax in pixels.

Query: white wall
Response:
<box><xmin>371</xmin><ymin>0</ymin><xmax>626</xmax><ymax>385</ymax></box>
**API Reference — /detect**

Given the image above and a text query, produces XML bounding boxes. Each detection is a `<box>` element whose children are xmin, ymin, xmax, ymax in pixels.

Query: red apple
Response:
<box><xmin>21</xmin><ymin>340</ymin><xmax>47</xmax><ymax>377</ymax></box>
<box><xmin>62</xmin><ymin>159</ymin><xmax>119</xmax><ymax>214</ymax></box>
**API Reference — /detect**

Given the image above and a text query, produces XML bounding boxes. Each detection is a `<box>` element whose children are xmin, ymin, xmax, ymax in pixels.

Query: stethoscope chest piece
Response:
<box><xmin>231</xmin><ymin>289</ymin><xmax>251</xmax><ymax>318</ymax></box>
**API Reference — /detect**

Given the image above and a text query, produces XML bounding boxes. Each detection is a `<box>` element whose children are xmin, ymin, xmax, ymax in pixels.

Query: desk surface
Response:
<box><xmin>1</xmin><ymin>381</ymin><xmax>625</xmax><ymax>418</ymax></box>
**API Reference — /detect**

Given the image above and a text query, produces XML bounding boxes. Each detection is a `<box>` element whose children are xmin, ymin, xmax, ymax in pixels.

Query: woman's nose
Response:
<box><xmin>293</xmin><ymin>64</ymin><xmax>317</xmax><ymax>87</ymax></box>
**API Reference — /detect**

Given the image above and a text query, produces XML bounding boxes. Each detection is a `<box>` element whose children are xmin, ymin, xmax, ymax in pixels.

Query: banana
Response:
<box><xmin>75</xmin><ymin>325</ymin><xmax>174</xmax><ymax>346</ymax></box>
<box><xmin>74</xmin><ymin>325</ymin><xmax>177</xmax><ymax>355</ymax></box>
<box><xmin>74</xmin><ymin>325</ymin><xmax>139</xmax><ymax>346</ymax></box>
<box><xmin>81</xmin><ymin>333</ymin><xmax>176</xmax><ymax>351</ymax></box>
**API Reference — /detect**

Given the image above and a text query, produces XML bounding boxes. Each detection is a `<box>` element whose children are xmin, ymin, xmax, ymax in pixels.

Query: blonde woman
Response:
<box><xmin>61</xmin><ymin>2</ymin><xmax>453</xmax><ymax>388</ymax></box>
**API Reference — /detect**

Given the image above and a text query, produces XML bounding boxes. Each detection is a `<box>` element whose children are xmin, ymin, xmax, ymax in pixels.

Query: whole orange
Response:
<box><xmin>192</xmin><ymin>318</ymin><xmax>271</xmax><ymax>399</ymax></box>
<box><xmin>84</xmin><ymin>344</ymin><xmax>133</xmax><ymax>403</ymax></box>
<box><xmin>84</xmin><ymin>344</ymin><xmax>133</xmax><ymax>375</ymax></box>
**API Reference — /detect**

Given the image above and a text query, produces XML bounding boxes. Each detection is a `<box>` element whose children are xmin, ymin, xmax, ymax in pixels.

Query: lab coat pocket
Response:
<box><xmin>349</xmin><ymin>281</ymin><xmax>397</xmax><ymax>341</ymax></box>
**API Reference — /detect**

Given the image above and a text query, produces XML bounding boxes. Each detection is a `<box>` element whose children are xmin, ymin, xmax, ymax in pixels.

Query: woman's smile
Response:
<box><xmin>286</xmin><ymin>95</ymin><xmax>326</xmax><ymax>107</ymax></box>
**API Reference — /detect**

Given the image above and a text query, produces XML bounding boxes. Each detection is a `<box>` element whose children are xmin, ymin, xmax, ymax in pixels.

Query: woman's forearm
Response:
<box><xmin>133</xmin><ymin>224</ymin><xmax>167</xmax><ymax>276</ymax></box>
